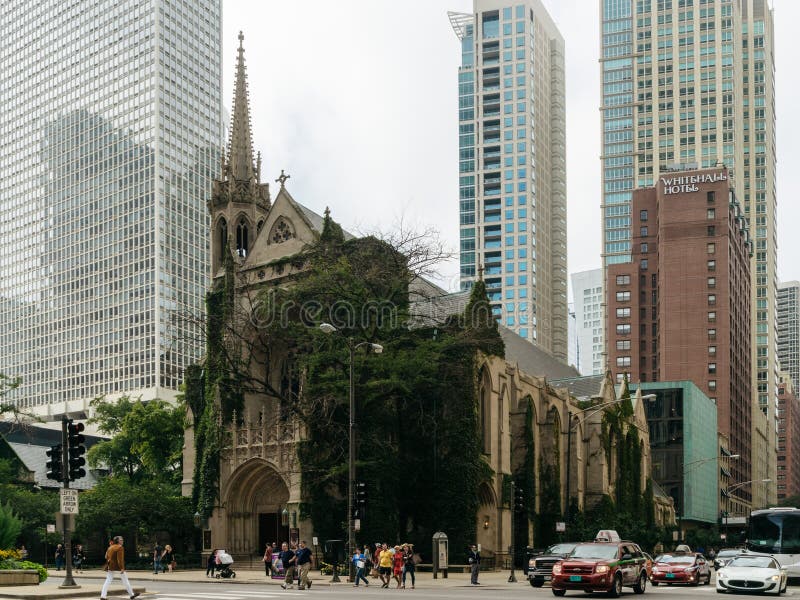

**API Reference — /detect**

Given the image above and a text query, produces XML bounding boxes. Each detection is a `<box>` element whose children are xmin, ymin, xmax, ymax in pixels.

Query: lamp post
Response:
<box><xmin>564</xmin><ymin>393</ymin><xmax>656</xmax><ymax>521</ymax></box>
<box><xmin>320</xmin><ymin>323</ymin><xmax>383</xmax><ymax>581</ymax></box>
<box><xmin>724</xmin><ymin>478</ymin><xmax>771</xmax><ymax>541</ymax></box>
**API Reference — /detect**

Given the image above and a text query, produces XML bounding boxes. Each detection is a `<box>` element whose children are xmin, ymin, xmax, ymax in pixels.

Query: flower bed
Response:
<box><xmin>0</xmin><ymin>550</ymin><xmax>48</xmax><ymax>585</ymax></box>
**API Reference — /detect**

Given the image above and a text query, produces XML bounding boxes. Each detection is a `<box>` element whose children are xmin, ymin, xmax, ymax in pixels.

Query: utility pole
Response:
<box><xmin>59</xmin><ymin>417</ymin><xmax>77</xmax><ymax>589</ymax></box>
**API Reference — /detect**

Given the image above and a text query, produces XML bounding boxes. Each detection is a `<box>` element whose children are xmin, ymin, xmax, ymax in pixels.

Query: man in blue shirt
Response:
<box><xmin>296</xmin><ymin>540</ymin><xmax>313</xmax><ymax>590</ymax></box>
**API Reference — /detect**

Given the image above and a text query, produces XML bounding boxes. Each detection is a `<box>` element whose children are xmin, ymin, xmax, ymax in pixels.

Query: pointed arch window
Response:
<box><xmin>236</xmin><ymin>218</ymin><xmax>249</xmax><ymax>257</ymax></box>
<box><xmin>217</xmin><ymin>218</ymin><xmax>228</xmax><ymax>263</ymax></box>
<box><xmin>269</xmin><ymin>217</ymin><xmax>295</xmax><ymax>244</ymax></box>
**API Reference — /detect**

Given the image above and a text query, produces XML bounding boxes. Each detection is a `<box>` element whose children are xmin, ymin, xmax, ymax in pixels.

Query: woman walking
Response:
<box><xmin>392</xmin><ymin>545</ymin><xmax>404</xmax><ymax>588</ymax></box>
<box><xmin>352</xmin><ymin>546</ymin><xmax>370</xmax><ymax>587</ymax></box>
<box><xmin>402</xmin><ymin>544</ymin><xmax>416</xmax><ymax>589</ymax></box>
<box><xmin>206</xmin><ymin>549</ymin><xmax>217</xmax><ymax>577</ymax></box>
<box><xmin>262</xmin><ymin>543</ymin><xmax>274</xmax><ymax>577</ymax></box>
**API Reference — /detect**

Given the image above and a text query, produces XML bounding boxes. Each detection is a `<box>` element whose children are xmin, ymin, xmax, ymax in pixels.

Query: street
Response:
<box><xmin>46</xmin><ymin>574</ymin><xmax>798</xmax><ymax>600</ymax></box>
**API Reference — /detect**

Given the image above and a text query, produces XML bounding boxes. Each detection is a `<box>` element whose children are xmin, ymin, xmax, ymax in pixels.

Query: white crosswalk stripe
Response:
<box><xmin>151</xmin><ymin>593</ymin><xmax>309</xmax><ymax>600</ymax></box>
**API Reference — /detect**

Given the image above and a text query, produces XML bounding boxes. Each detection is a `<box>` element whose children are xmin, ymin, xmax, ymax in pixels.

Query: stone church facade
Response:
<box><xmin>182</xmin><ymin>35</ymin><xmax>674</xmax><ymax>562</ymax></box>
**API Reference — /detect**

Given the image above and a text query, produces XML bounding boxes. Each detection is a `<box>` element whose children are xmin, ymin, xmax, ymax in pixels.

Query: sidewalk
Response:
<box><xmin>0</xmin><ymin>567</ymin><xmax>526</xmax><ymax>598</ymax></box>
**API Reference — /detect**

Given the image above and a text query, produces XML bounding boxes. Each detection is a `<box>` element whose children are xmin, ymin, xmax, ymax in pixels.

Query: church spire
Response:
<box><xmin>227</xmin><ymin>31</ymin><xmax>255</xmax><ymax>181</ymax></box>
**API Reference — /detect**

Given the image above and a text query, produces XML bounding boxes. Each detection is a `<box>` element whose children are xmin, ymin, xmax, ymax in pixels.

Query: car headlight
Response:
<box><xmin>768</xmin><ymin>575</ymin><xmax>781</xmax><ymax>582</ymax></box>
<box><xmin>528</xmin><ymin>559</ymin><xmax>536</xmax><ymax>567</ymax></box>
<box><xmin>595</xmin><ymin>565</ymin><xmax>609</xmax><ymax>574</ymax></box>
<box><xmin>717</xmin><ymin>572</ymin><xmax>726</xmax><ymax>579</ymax></box>
<box><xmin>553</xmin><ymin>564</ymin><xmax>562</xmax><ymax>575</ymax></box>
<box><xmin>652</xmin><ymin>567</ymin><xmax>660</xmax><ymax>574</ymax></box>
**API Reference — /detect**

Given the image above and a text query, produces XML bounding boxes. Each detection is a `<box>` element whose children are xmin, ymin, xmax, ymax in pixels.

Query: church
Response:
<box><xmin>181</xmin><ymin>34</ymin><xmax>674</xmax><ymax>565</ymax></box>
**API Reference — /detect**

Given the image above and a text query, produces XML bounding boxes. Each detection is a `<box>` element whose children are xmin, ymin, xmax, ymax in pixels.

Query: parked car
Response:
<box><xmin>716</xmin><ymin>553</ymin><xmax>787</xmax><ymax>595</ymax></box>
<box><xmin>651</xmin><ymin>552</ymin><xmax>711</xmax><ymax>586</ymax></box>
<box><xmin>714</xmin><ymin>548</ymin><xmax>742</xmax><ymax>570</ymax></box>
<box><xmin>527</xmin><ymin>543</ymin><xmax>577</xmax><ymax>587</ymax></box>
<box><xmin>642</xmin><ymin>552</ymin><xmax>654</xmax><ymax>581</ymax></box>
<box><xmin>550</xmin><ymin>531</ymin><xmax>649</xmax><ymax>597</ymax></box>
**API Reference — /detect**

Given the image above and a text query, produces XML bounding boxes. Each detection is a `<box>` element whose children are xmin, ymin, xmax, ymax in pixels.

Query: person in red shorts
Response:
<box><xmin>392</xmin><ymin>545</ymin><xmax>404</xmax><ymax>588</ymax></box>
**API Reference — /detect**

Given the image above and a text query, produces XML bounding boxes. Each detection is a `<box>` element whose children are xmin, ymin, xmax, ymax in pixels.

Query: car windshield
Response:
<box><xmin>660</xmin><ymin>556</ymin><xmax>694</xmax><ymax>565</ymax></box>
<box><xmin>718</xmin><ymin>550</ymin><xmax>739</xmax><ymax>557</ymax></box>
<box><xmin>547</xmin><ymin>544</ymin><xmax>576</xmax><ymax>555</ymax></box>
<box><xmin>727</xmin><ymin>556</ymin><xmax>774</xmax><ymax>569</ymax></box>
<box><xmin>570</xmin><ymin>544</ymin><xmax>619</xmax><ymax>560</ymax></box>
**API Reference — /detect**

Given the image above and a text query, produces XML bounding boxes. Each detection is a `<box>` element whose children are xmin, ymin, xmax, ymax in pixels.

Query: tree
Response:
<box><xmin>87</xmin><ymin>396</ymin><xmax>185</xmax><ymax>487</ymax></box>
<box><xmin>0</xmin><ymin>502</ymin><xmax>22</xmax><ymax>550</ymax></box>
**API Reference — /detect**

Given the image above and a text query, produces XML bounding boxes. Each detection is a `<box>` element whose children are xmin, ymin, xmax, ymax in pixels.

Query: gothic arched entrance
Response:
<box><xmin>223</xmin><ymin>458</ymin><xmax>290</xmax><ymax>555</ymax></box>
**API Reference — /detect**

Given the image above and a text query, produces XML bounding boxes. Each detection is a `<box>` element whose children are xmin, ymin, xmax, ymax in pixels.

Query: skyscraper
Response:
<box><xmin>0</xmin><ymin>0</ymin><xmax>222</xmax><ymax>414</ymax></box>
<box><xmin>778</xmin><ymin>281</ymin><xmax>800</xmax><ymax>392</ymax></box>
<box><xmin>600</xmin><ymin>0</ymin><xmax>777</xmax><ymax>506</ymax></box>
<box><xmin>571</xmin><ymin>268</ymin><xmax>605</xmax><ymax>375</ymax></box>
<box><xmin>450</xmin><ymin>0</ymin><xmax>568</xmax><ymax>361</ymax></box>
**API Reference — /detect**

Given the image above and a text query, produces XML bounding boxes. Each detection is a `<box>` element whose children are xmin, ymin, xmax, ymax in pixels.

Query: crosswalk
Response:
<box><xmin>151</xmin><ymin>591</ymin><xmax>309</xmax><ymax>600</ymax></box>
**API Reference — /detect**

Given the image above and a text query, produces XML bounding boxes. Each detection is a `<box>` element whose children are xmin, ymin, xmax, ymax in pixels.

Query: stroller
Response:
<box><xmin>215</xmin><ymin>549</ymin><xmax>236</xmax><ymax>579</ymax></box>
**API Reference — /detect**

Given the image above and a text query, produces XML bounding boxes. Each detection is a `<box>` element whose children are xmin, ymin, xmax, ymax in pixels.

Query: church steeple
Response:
<box><xmin>227</xmin><ymin>31</ymin><xmax>255</xmax><ymax>181</ymax></box>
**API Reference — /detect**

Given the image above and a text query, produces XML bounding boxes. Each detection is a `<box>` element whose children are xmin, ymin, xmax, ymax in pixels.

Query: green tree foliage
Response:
<box><xmin>0</xmin><ymin>502</ymin><xmax>22</xmax><ymax>550</ymax></box>
<box><xmin>0</xmin><ymin>460</ymin><xmax>59</xmax><ymax>556</ymax></box>
<box><xmin>87</xmin><ymin>396</ymin><xmax>185</xmax><ymax>487</ymax></box>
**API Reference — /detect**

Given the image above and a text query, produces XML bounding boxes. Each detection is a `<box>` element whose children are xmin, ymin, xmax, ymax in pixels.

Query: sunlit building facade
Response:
<box><xmin>0</xmin><ymin>0</ymin><xmax>222</xmax><ymax>414</ymax></box>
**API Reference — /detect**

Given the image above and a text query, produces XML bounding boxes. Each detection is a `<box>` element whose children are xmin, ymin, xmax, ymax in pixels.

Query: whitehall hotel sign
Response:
<box><xmin>661</xmin><ymin>171</ymin><xmax>727</xmax><ymax>195</ymax></box>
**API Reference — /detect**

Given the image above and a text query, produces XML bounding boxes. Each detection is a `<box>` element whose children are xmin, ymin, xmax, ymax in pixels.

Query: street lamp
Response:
<box><xmin>724</xmin><ymin>479</ymin><xmax>771</xmax><ymax>540</ymax></box>
<box><xmin>564</xmin><ymin>392</ymin><xmax>656</xmax><ymax>521</ymax></box>
<box><xmin>319</xmin><ymin>322</ymin><xmax>383</xmax><ymax>581</ymax></box>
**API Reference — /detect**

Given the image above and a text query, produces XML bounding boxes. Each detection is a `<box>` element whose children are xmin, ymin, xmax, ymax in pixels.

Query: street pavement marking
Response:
<box><xmin>151</xmin><ymin>595</ymin><xmax>298</xmax><ymax>600</ymax></box>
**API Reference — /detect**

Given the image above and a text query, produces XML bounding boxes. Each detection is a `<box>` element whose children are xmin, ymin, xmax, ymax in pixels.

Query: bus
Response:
<box><xmin>747</xmin><ymin>507</ymin><xmax>800</xmax><ymax>577</ymax></box>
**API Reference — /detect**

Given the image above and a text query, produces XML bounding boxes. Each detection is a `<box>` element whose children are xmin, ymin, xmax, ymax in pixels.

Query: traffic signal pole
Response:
<box><xmin>59</xmin><ymin>417</ymin><xmax>78</xmax><ymax>589</ymax></box>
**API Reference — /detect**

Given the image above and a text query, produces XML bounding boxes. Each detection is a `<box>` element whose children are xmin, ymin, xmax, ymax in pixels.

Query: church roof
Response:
<box><xmin>549</xmin><ymin>374</ymin><xmax>607</xmax><ymax>399</ymax></box>
<box><xmin>499</xmin><ymin>327</ymin><xmax>580</xmax><ymax>380</ymax></box>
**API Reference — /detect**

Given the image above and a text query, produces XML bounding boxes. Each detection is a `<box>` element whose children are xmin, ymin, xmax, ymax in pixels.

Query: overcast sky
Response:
<box><xmin>222</xmin><ymin>0</ymin><xmax>798</xmax><ymax>296</ymax></box>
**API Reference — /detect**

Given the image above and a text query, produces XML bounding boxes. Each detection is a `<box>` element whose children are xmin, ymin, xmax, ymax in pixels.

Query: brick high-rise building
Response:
<box><xmin>607</xmin><ymin>167</ymin><xmax>753</xmax><ymax>514</ymax></box>
<box><xmin>777</xmin><ymin>373</ymin><xmax>800</xmax><ymax>502</ymax></box>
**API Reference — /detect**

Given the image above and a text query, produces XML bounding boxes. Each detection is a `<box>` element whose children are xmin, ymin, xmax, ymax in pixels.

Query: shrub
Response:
<box><xmin>0</xmin><ymin>503</ymin><xmax>22</xmax><ymax>550</ymax></box>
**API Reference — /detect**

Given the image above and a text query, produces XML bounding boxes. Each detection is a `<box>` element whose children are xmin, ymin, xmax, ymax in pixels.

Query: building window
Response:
<box><xmin>708</xmin><ymin>259</ymin><xmax>716</xmax><ymax>271</ymax></box>
<box><xmin>707</xmin><ymin>208</ymin><xmax>716</xmax><ymax>219</ymax></box>
<box><xmin>640</xmin><ymin>259</ymin><xmax>648</xmax><ymax>270</ymax></box>
<box><xmin>616</xmin><ymin>307</ymin><xmax>631</xmax><ymax>318</ymax></box>
<box><xmin>708</xmin><ymin>311</ymin><xmax>716</xmax><ymax>322</ymax></box>
<box><xmin>616</xmin><ymin>324</ymin><xmax>631</xmax><ymax>335</ymax></box>
<box><xmin>709</xmin><ymin>345</ymin><xmax>717</xmax><ymax>355</ymax></box>
<box><xmin>709</xmin><ymin>363</ymin><xmax>717</xmax><ymax>374</ymax></box>
<box><xmin>616</xmin><ymin>274</ymin><xmax>631</xmax><ymax>285</ymax></box>
<box><xmin>708</xmin><ymin>294</ymin><xmax>716</xmax><ymax>306</ymax></box>
<box><xmin>616</xmin><ymin>291</ymin><xmax>631</xmax><ymax>301</ymax></box>
<box><xmin>640</xmin><ymin>210</ymin><xmax>648</xmax><ymax>222</ymax></box>
<box><xmin>707</xmin><ymin>243</ymin><xmax>715</xmax><ymax>254</ymax></box>
<box><xmin>641</xmin><ymin>242</ymin><xmax>649</xmax><ymax>253</ymax></box>
<box><xmin>640</xmin><ymin>226</ymin><xmax>649</xmax><ymax>237</ymax></box>
<box><xmin>707</xmin><ymin>191</ymin><xmax>715</xmax><ymax>203</ymax></box>
<box><xmin>708</xmin><ymin>277</ymin><xmax>716</xmax><ymax>288</ymax></box>
<box><xmin>617</xmin><ymin>340</ymin><xmax>631</xmax><ymax>350</ymax></box>
<box><xmin>707</xmin><ymin>225</ymin><xmax>716</xmax><ymax>236</ymax></box>
<box><xmin>708</xmin><ymin>328</ymin><xmax>716</xmax><ymax>340</ymax></box>
<box><xmin>617</xmin><ymin>356</ymin><xmax>632</xmax><ymax>367</ymax></box>
<box><xmin>709</xmin><ymin>380</ymin><xmax>717</xmax><ymax>391</ymax></box>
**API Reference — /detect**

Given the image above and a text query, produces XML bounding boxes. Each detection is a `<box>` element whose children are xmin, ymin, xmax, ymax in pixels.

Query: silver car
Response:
<box><xmin>716</xmin><ymin>553</ymin><xmax>788</xmax><ymax>595</ymax></box>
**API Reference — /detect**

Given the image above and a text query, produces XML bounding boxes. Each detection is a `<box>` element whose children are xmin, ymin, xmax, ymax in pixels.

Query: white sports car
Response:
<box><xmin>716</xmin><ymin>553</ymin><xmax>788</xmax><ymax>595</ymax></box>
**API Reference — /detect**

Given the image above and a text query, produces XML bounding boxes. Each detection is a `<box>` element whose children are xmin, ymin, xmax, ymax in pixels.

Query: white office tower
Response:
<box><xmin>778</xmin><ymin>282</ymin><xmax>800</xmax><ymax>393</ymax></box>
<box><xmin>0</xmin><ymin>1</ymin><xmax>223</xmax><ymax>414</ymax></box>
<box><xmin>600</xmin><ymin>0</ymin><xmax>777</xmax><ymax>508</ymax></box>
<box><xmin>571</xmin><ymin>268</ymin><xmax>605</xmax><ymax>376</ymax></box>
<box><xmin>451</xmin><ymin>0</ymin><xmax>568</xmax><ymax>361</ymax></box>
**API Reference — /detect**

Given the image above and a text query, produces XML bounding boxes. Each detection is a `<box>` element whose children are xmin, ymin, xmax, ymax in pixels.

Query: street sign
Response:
<box><xmin>46</xmin><ymin>524</ymin><xmax>55</xmax><ymax>533</ymax></box>
<box><xmin>60</xmin><ymin>489</ymin><xmax>79</xmax><ymax>514</ymax></box>
<box><xmin>555</xmin><ymin>522</ymin><xmax>566</xmax><ymax>532</ymax></box>
<box><xmin>312</xmin><ymin>537</ymin><xmax>319</xmax><ymax>546</ymax></box>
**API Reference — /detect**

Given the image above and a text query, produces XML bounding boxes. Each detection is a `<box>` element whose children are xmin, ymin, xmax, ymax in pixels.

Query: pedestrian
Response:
<box><xmin>296</xmin><ymin>540</ymin><xmax>313</xmax><ymax>590</ymax></box>
<box><xmin>392</xmin><ymin>545</ymin><xmax>404</xmax><ymax>588</ymax></box>
<box><xmin>709</xmin><ymin>548</ymin><xmax>717</xmax><ymax>560</ymax></box>
<box><xmin>161</xmin><ymin>544</ymin><xmax>175</xmax><ymax>573</ymax></box>
<box><xmin>54</xmin><ymin>543</ymin><xmax>65</xmax><ymax>570</ymax></box>
<box><xmin>206</xmin><ymin>549</ymin><xmax>218</xmax><ymax>578</ymax></box>
<box><xmin>72</xmin><ymin>543</ymin><xmax>84</xmax><ymax>573</ymax></box>
<box><xmin>378</xmin><ymin>543</ymin><xmax>393</xmax><ymax>588</ymax></box>
<box><xmin>153</xmin><ymin>541</ymin><xmax>163</xmax><ymax>574</ymax></box>
<box><xmin>261</xmin><ymin>542</ymin><xmax>275</xmax><ymax>577</ymax></box>
<box><xmin>352</xmin><ymin>546</ymin><xmax>370</xmax><ymax>587</ymax></box>
<box><xmin>100</xmin><ymin>535</ymin><xmax>140</xmax><ymax>600</ymax></box>
<box><xmin>18</xmin><ymin>545</ymin><xmax>28</xmax><ymax>560</ymax></box>
<box><xmin>402</xmin><ymin>544</ymin><xmax>416</xmax><ymax>589</ymax></box>
<box><xmin>279</xmin><ymin>542</ymin><xmax>296</xmax><ymax>590</ymax></box>
<box><xmin>468</xmin><ymin>544</ymin><xmax>481</xmax><ymax>585</ymax></box>
<box><xmin>372</xmin><ymin>543</ymin><xmax>382</xmax><ymax>578</ymax></box>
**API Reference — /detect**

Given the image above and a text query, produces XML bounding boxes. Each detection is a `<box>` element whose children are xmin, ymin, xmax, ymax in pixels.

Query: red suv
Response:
<box><xmin>551</xmin><ymin>534</ymin><xmax>649</xmax><ymax>597</ymax></box>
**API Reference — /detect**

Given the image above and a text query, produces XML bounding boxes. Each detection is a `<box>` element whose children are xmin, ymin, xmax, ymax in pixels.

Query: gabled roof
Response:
<box><xmin>550</xmin><ymin>374</ymin><xmax>607</xmax><ymax>399</ymax></box>
<box><xmin>499</xmin><ymin>327</ymin><xmax>580</xmax><ymax>380</ymax></box>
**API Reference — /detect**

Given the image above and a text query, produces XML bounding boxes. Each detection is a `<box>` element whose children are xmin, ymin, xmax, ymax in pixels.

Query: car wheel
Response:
<box><xmin>552</xmin><ymin>589</ymin><xmax>567</xmax><ymax>597</ymax></box>
<box><xmin>633</xmin><ymin>571</ymin><xmax>647</xmax><ymax>594</ymax></box>
<box><xmin>608</xmin><ymin>574</ymin><xmax>623</xmax><ymax>598</ymax></box>
<box><xmin>533</xmin><ymin>579</ymin><xmax>544</xmax><ymax>588</ymax></box>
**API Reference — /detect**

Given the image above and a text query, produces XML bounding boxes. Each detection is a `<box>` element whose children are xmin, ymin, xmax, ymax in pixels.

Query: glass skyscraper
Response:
<box><xmin>600</xmin><ymin>0</ymin><xmax>777</xmax><ymax>507</ymax></box>
<box><xmin>451</xmin><ymin>0</ymin><xmax>568</xmax><ymax>361</ymax></box>
<box><xmin>0</xmin><ymin>0</ymin><xmax>222</xmax><ymax>413</ymax></box>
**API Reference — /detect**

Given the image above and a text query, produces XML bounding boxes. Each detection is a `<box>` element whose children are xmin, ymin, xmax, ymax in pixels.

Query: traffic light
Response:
<box><xmin>66</xmin><ymin>420</ymin><xmax>86</xmax><ymax>481</ymax></box>
<box><xmin>354</xmin><ymin>481</ymin><xmax>367</xmax><ymax>516</ymax></box>
<box><xmin>514</xmin><ymin>484</ymin><xmax>525</xmax><ymax>512</ymax></box>
<box><xmin>46</xmin><ymin>444</ymin><xmax>63</xmax><ymax>482</ymax></box>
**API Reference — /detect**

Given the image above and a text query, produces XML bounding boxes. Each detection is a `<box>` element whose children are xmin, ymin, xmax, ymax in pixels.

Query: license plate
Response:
<box><xmin>666</xmin><ymin>573</ymin><xmax>675</xmax><ymax>579</ymax></box>
<box><xmin>570</xmin><ymin>575</ymin><xmax>582</xmax><ymax>582</ymax></box>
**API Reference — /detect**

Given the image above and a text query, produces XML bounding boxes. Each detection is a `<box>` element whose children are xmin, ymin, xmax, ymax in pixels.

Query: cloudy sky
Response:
<box><xmin>222</xmin><ymin>0</ymin><xmax>798</xmax><ymax>295</ymax></box>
